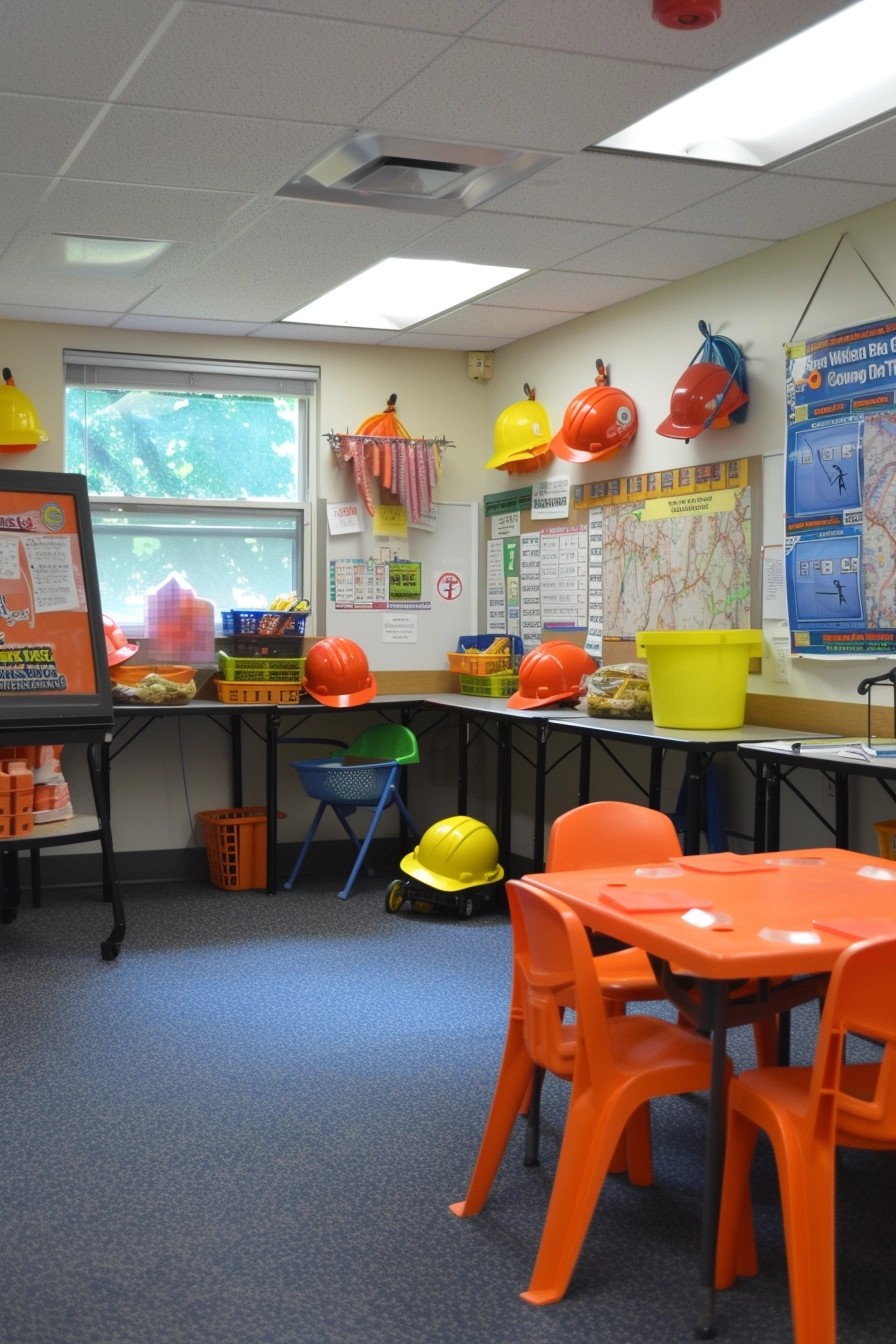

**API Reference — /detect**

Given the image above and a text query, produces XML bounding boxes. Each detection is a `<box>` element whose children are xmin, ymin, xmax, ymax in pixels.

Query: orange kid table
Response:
<box><xmin>524</xmin><ymin>846</ymin><xmax>896</xmax><ymax>1337</ymax></box>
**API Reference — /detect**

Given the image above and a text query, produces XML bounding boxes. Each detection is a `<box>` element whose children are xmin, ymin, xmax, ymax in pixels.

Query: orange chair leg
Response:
<box><xmin>521</xmin><ymin>1095</ymin><xmax>630</xmax><ymax>1305</ymax></box>
<box><xmin>774</xmin><ymin>1137</ymin><xmax>837</xmax><ymax>1344</ymax></box>
<box><xmin>449</xmin><ymin>1021</ymin><xmax>534</xmax><ymax>1218</ymax></box>
<box><xmin>715</xmin><ymin>1106</ymin><xmax>760</xmax><ymax>1289</ymax></box>
<box><xmin>752</xmin><ymin>1015</ymin><xmax>779</xmax><ymax>1069</ymax></box>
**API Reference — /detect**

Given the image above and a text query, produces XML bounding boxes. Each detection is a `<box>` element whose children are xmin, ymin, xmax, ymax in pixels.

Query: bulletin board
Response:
<box><xmin>321</xmin><ymin>500</ymin><xmax>480</xmax><ymax>670</ymax></box>
<box><xmin>483</xmin><ymin>456</ymin><xmax>762</xmax><ymax>656</ymax></box>
<box><xmin>0</xmin><ymin>469</ymin><xmax>113</xmax><ymax>728</ymax></box>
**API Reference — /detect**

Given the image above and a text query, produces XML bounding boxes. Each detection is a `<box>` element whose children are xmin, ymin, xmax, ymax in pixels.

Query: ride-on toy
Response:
<box><xmin>385</xmin><ymin>815</ymin><xmax>504</xmax><ymax>920</ymax></box>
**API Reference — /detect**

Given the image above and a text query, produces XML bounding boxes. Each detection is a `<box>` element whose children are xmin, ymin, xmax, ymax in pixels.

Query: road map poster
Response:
<box><xmin>784</xmin><ymin>316</ymin><xmax>896</xmax><ymax>655</ymax></box>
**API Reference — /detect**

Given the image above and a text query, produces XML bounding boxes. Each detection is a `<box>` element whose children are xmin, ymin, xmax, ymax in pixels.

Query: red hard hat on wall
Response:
<box><xmin>656</xmin><ymin>321</ymin><xmax>748</xmax><ymax>443</ymax></box>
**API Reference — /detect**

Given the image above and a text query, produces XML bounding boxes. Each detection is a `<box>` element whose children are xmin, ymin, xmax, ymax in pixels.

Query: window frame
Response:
<box><xmin>63</xmin><ymin>349</ymin><xmax>319</xmax><ymax>640</ymax></box>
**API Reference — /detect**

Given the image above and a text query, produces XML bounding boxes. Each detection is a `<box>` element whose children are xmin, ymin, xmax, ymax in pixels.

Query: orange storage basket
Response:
<box><xmin>196</xmin><ymin>806</ymin><xmax>282</xmax><ymax>891</ymax></box>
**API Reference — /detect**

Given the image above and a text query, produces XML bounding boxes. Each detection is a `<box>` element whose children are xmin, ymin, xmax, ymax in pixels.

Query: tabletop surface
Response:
<box><xmin>524</xmin><ymin>847</ymin><xmax>896</xmax><ymax>979</ymax></box>
<box><xmin>546</xmin><ymin>712</ymin><xmax>808</xmax><ymax>749</ymax></box>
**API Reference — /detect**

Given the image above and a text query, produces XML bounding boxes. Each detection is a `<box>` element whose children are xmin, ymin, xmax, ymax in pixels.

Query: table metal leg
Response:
<box><xmin>683</xmin><ymin>750</ymin><xmax>705</xmax><ymax>856</ymax></box>
<box><xmin>834</xmin><ymin>770</ymin><xmax>849</xmax><ymax>847</ymax></box>
<box><xmin>266</xmin><ymin>711</ymin><xmax>280</xmax><ymax>894</ymax></box>
<box><xmin>86</xmin><ymin>739</ymin><xmax>126</xmax><ymax>960</ymax></box>
<box><xmin>694</xmin><ymin>979</ymin><xmax>732</xmax><ymax>1340</ymax></box>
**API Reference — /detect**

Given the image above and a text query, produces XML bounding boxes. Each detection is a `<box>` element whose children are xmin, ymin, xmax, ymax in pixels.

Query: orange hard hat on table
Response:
<box><xmin>103</xmin><ymin>615</ymin><xmax>139</xmax><ymax>666</ymax></box>
<box><xmin>507</xmin><ymin>641</ymin><xmax>597</xmax><ymax>710</ymax></box>
<box><xmin>303</xmin><ymin>636</ymin><xmax>377</xmax><ymax>707</ymax></box>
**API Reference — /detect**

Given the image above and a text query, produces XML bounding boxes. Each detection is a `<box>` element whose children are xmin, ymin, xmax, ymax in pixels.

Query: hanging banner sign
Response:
<box><xmin>784</xmin><ymin>316</ymin><xmax>896</xmax><ymax>655</ymax></box>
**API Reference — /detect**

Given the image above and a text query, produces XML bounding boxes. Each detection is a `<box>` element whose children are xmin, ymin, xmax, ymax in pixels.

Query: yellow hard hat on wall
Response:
<box><xmin>0</xmin><ymin>368</ymin><xmax>48</xmax><ymax>453</ymax></box>
<box><xmin>485</xmin><ymin>383</ymin><xmax>553</xmax><ymax>471</ymax></box>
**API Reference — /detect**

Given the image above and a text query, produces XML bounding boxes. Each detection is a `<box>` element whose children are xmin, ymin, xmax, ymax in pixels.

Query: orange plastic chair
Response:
<box><xmin>523</xmin><ymin>802</ymin><xmax>678</xmax><ymax>1177</ymax></box>
<box><xmin>715</xmin><ymin>934</ymin><xmax>896</xmax><ymax>1344</ymax></box>
<box><xmin>450</xmin><ymin>878</ymin><xmax>724</xmax><ymax>1306</ymax></box>
<box><xmin>522</xmin><ymin>802</ymin><xmax>777</xmax><ymax>1177</ymax></box>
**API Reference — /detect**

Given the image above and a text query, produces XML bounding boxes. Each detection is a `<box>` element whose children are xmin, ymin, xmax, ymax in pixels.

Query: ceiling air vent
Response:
<box><xmin>276</xmin><ymin>134</ymin><xmax>558</xmax><ymax>216</ymax></box>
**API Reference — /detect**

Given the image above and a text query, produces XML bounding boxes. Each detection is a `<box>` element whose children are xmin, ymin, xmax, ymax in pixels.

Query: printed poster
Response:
<box><xmin>784</xmin><ymin>316</ymin><xmax>896</xmax><ymax>655</ymax></box>
<box><xmin>0</xmin><ymin>487</ymin><xmax>98</xmax><ymax>696</ymax></box>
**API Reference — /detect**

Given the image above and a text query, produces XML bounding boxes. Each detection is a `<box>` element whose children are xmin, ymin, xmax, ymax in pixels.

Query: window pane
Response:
<box><xmin>66</xmin><ymin>385</ymin><xmax>305</xmax><ymax>502</ymax></box>
<box><xmin>90</xmin><ymin>505</ymin><xmax>302</xmax><ymax>632</ymax></box>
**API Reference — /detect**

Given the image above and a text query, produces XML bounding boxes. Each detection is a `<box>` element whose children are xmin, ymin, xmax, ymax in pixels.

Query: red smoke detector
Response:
<box><xmin>653</xmin><ymin>0</ymin><xmax>721</xmax><ymax>29</ymax></box>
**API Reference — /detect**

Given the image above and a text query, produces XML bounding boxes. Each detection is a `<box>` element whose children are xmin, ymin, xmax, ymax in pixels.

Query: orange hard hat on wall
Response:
<box><xmin>303</xmin><ymin>636</ymin><xmax>377</xmax><ymax>707</ymax></box>
<box><xmin>550</xmin><ymin>360</ymin><xmax>638</xmax><ymax>464</ymax></box>
<box><xmin>507</xmin><ymin>641</ymin><xmax>597</xmax><ymax>710</ymax></box>
<box><xmin>103</xmin><ymin>615</ymin><xmax>139</xmax><ymax>667</ymax></box>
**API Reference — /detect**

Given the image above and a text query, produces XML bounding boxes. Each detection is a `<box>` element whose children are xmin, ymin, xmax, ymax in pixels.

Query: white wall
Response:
<box><xmin>4</xmin><ymin>193</ymin><xmax>896</xmax><ymax>866</ymax></box>
<box><xmin>474</xmin><ymin>196</ymin><xmax>896</xmax><ymax>710</ymax></box>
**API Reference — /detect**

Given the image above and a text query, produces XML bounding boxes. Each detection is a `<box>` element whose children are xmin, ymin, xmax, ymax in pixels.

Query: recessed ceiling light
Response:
<box><xmin>281</xmin><ymin>258</ymin><xmax>527</xmax><ymax>330</ymax></box>
<box><xmin>595</xmin><ymin>0</ymin><xmax>896</xmax><ymax>168</ymax></box>
<box><xmin>33</xmin><ymin>234</ymin><xmax>174</xmax><ymax>275</ymax></box>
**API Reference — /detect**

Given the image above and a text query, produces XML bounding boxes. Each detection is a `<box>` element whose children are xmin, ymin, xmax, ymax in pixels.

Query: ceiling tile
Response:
<box><xmin>0</xmin><ymin>0</ymin><xmax>173</xmax><ymax>99</ymax></box>
<box><xmin>393</xmin><ymin>211</ymin><xmax>627</xmax><ymax>270</ymax></box>
<box><xmin>131</xmin><ymin>199</ymin><xmax>440</xmax><ymax>321</ymax></box>
<box><xmin>781</xmin><ymin>116</ymin><xmax>896</xmax><ymax>186</ymax></box>
<box><xmin>484</xmin><ymin>269</ymin><xmax>666</xmax><ymax>311</ymax></box>
<box><xmin>0</xmin><ymin>95</ymin><xmax>104</xmax><ymax>174</ymax></box>
<box><xmin>123</xmin><ymin>6</ymin><xmax>453</xmax><ymax>121</ymax></box>
<box><xmin>481</xmin><ymin>151</ymin><xmax>754</xmax><ymax>227</ymax></box>
<box><xmin>416</xmin><ymin>302</ymin><xmax>577</xmax><ymax>342</ymax></box>
<box><xmin>69</xmin><ymin>106</ymin><xmax>348</xmax><ymax>195</ymax></box>
<box><xmin>468</xmin><ymin>0</ymin><xmax>848</xmax><ymax>66</ymax></box>
<box><xmin>558</xmin><ymin>227</ymin><xmax>772</xmax><ymax>280</ymax></box>
<box><xmin>658</xmin><ymin>174</ymin><xmax>896</xmax><ymax>241</ymax></box>
<box><xmin>364</xmin><ymin>41</ymin><xmax>701</xmax><ymax>153</ymax></box>
<box><xmin>195</xmin><ymin>0</ymin><xmax>496</xmax><ymax>29</ymax></box>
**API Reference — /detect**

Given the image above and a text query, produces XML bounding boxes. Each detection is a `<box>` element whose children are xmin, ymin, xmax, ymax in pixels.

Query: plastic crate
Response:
<box><xmin>458</xmin><ymin>671</ymin><xmax>519</xmax><ymax>698</ymax></box>
<box><xmin>196</xmin><ymin>806</ymin><xmax>280</xmax><ymax>891</ymax></box>
<box><xmin>216</xmin><ymin>651</ymin><xmax>306</xmax><ymax>683</ymax></box>
<box><xmin>226</xmin><ymin>635</ymin><xmax>305</xmax><ymax>658</ymax></box>
<box><xmin>449</xmin><ymin>634</ymin><xmax>523</xmax><ymax>675</ymax></box>
<box><xmin>214</xmin><ymin>677</ymin><xmax>303</xmax><ymax>705</ymax></box>
<box><xmin>222</xmin><ymin>608</ymin><xmax>309</xmax><ymax>637</ymax></box>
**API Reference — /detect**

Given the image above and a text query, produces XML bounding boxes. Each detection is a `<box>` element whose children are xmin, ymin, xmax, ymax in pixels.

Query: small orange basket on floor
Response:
<box><xmin>196</xmin><ymin>806</ymin><xmax>283</xmax><ymax>890</ymax></box>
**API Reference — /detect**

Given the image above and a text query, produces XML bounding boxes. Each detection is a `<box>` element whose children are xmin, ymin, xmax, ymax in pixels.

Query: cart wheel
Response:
<box><xmin>385</xmin><ymin>880</ymin><xmax>406</xmax><ymax>914</ymax></box>
<box><xmin>457</xmin><ymin>891</ymin><xmax>476</xmax><ymax>920</ymax></box>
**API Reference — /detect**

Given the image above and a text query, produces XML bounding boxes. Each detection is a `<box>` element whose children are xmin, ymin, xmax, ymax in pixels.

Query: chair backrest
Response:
<box><xmin>346</xmin><ymin>723</ymin><xmax>419</xmax><ymax>765</ymax></box>
<box><xmin>506</xmin><ymin>878</ymin><xmax>614</xmax><ymax>1085</ymax></box>
<box><xmin>546</xmin><ymin>800</ymin><xmax>682</xmax><ymax>872</ymax></box>
<box><xmin>810</xmin><ymin>935</ymin><xmax>896</xmax><ymax>1145</ymax></box>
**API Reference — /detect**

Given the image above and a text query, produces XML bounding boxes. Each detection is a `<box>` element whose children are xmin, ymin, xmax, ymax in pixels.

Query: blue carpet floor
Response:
<box><xmin>2</xmin><ymin>876</ymin><xmax>895</xmax><ymax>1344</ymax></box>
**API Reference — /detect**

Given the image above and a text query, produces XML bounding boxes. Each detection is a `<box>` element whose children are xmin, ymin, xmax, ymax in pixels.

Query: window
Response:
<box><xmin>64</xmin><ymin>350</ymin><xmax>318</xmax><ymax>639</ymax></box>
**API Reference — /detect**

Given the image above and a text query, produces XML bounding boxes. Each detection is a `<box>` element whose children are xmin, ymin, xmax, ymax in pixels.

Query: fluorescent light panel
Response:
<box><xmin>597</xmin><ymin>0</ymin><xmax>896</xmax><ymax>168</ymax></box>
<box><xmin>282</xmin><ymin>258</ymin><xmax>527</xmax><ymax>330</ymax></box>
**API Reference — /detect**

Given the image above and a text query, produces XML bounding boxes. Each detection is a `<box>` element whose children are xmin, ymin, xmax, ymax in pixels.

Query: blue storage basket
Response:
<box><xmin>290</xmin><ymin>758</ymin><xmax>398</xmax><ymax>807</ymax></box>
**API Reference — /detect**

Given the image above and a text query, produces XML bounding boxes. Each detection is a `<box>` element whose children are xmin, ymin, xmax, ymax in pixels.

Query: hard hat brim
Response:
<box><xmin>506</xmin><ymin>686</ymin><xmax>585</xmax><ymax>710</ymax></box>
<box><xmin>107</xmin><ymin>641</ymin><xmax>140</xmax><ymax>666</ymax></box>
<box><xmin>399</xmin><ymin>850</ymin><xmax>504</xmax><ymax>891</ymax></box>
<box><xmin>656</xmin><ymin>413</ymin><xmax>704</xmax><ymax>439</ymax></box>
<box><xmin>303</xmin><ymin>674</ymin><xmax>377</xmax><ymax>707</ymax></box>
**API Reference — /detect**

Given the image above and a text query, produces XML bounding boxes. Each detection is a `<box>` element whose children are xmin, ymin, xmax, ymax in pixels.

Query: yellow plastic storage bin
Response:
<box><xmin>635</xmin><ymin>629</ymin><xmax>762</xmax><ymax>729</ymax></box>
